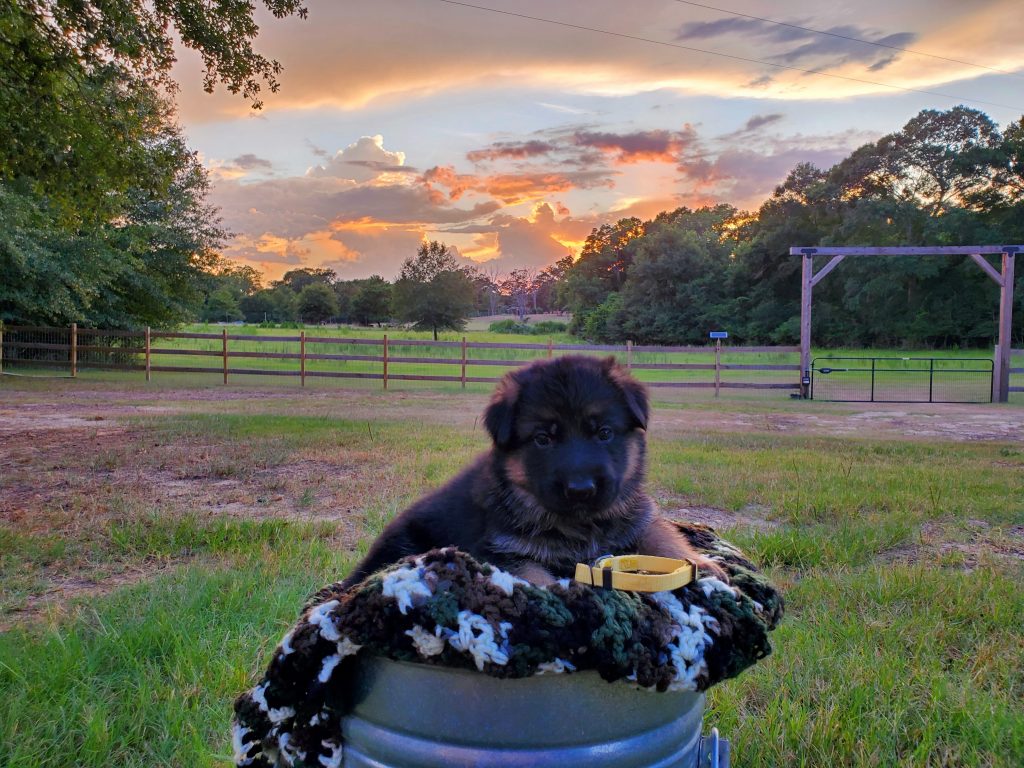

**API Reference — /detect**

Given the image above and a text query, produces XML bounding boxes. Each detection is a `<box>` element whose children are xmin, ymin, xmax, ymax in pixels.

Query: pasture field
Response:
<box><xmin>1</xmin><ymin>376</ymin><xmax>1023</xmax><ymax>767</ymax></box>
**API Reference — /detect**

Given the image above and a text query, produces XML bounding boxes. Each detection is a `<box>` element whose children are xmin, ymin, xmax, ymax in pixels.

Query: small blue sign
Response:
<box><xmin>709</xmin><ymin>331</ymin><xmax>728</xmax><ymax>339</ymax></box>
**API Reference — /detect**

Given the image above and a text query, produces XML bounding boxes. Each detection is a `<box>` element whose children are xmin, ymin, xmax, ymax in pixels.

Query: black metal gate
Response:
<box><xmin>811</xmin><ymin>357</ymin><xmax>994</xmax><ymax>403</ymax></box>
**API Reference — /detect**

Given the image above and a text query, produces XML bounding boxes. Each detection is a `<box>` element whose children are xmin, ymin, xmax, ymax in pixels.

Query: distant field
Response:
<box><xmin>0</xmin><ymin>379</ymin><xmax>1022</xmax><ymax>766</ymax></box>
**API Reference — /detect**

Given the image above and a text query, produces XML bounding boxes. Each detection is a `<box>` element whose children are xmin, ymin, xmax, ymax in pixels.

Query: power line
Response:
<box><xmin>670</xmin><ymin>0</ymin><xmax>1024</xmax><ymax>81</ymax></box>
<box><xmin>431</xmin><ymin>0</ymin><xmax>1024</xmax><ymax>114</ymax></box>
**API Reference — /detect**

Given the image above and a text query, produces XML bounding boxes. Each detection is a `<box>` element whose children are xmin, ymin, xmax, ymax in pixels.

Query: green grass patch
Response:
<box><xmin>2</xmin><ymin>391</ymin><xmax>1023</xmax><ymax>766</ymax></box>
<box><xmin>709</xmin><ymin>562</ymin><xmax>1024</xmax><ymax>767</ymax></box>
<box><xmin>649</xmin><ymin>433</ymin><xmax>1024</xmax><ymax>526</ymax></box>
<box><xmin>0</xmin><ymin>548</ymin><xmax>346</xmax><ymax>767</ymax></box>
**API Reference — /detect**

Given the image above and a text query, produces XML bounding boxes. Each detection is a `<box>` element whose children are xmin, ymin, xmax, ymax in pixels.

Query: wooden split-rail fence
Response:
<box><xmin>0</xmin><ymin>323</ymin><xmax>820</xmax><ymax>396</ymax></box>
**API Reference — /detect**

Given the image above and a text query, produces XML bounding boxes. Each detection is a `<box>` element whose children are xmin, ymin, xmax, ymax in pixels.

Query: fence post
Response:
<box><xmin>0</xmin><ymin>321</ymin><xmax>4</xmax><ymax>375</ymax></box>
<box><xmin>928</xmin><ymin>358</ymin><xmax>934</xmax><ymax>403</ymax></box>
<box><xmin>547</xmin><ymin>338</ymin><xmax>553</xmax><ymax>359</ymax></box>
<box><xmin>222</xmin><ymin>328</ymin><xmax>228</xmax><ymax>385</ymax></box>
<box><xmin>992</xmin><ymin>346</ymin><xmax>1001</xmax><ymax>403</ymax></box>
<box><xmin>70</xmin><ymin>323</ymin><xmax>77</xmax><ymax>377</ymax></box>
<box><xmin>300</xmin><ymin>330</ymin><xmax>306</xmax><ymax>388</ymax></box>
<box><xmin>714</xmin><ymin>338</ymin><xmax>721</xmax><ymax>398</ymax></box>
<box><xmin>870</xmin><ymin>358</ymin><xmax>876</xmax><ymax>402</ymax></box>
<box><xmin>461</xmin><ymin>336</ymin><xmax>467</xmax><ymax>388</ymax></box>
<box><xmin>626</xmin><ymin>340</ymin><xmax>632</xmax><ymax>370</ymax></box>
<box><xmin>383</xmin><ymin>334</ymin><xmax>389</xmax><ymax>390</ymax></box>
<box><xmin>145</xmin><ymin>327</ymin><xmax>151</xmax><ymax>382</ymax></box>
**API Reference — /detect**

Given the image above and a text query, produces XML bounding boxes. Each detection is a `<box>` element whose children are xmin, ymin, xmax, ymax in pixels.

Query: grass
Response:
<box><xmin>0</xmin><ymin>381</ymin><xmax>1022</xmax><ymax>766</ymax></box>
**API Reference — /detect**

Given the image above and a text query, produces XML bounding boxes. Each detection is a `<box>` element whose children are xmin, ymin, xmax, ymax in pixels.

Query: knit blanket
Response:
<box><xmin>233</xmin><ymin>523</ymin><xmax>783</xmax><ymax>768</ymax></box>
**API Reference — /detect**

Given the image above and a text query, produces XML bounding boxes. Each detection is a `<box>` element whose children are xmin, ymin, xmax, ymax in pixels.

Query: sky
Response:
<box><xmin>169</xmin><ymin>0</ymin><xmax>1024</xmax><ymax>281</ymax></box>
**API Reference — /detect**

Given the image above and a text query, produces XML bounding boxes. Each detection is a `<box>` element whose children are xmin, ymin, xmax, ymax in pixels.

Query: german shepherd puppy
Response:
<box><xmin>341</xmin><ymin>355</ymin><xmax>722</xmax><ymax>588</ymax></box>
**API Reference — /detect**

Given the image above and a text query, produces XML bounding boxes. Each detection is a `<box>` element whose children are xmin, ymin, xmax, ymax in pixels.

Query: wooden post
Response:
<box><xmin>382</xmin><ymin>334</ymin><xmax>388</xmax><ymax>390</ymax></box>
<box><xmin>626</xmin><ymin>340</ymin><xmax>633</xmax><ymax>370</ymax></box>
<box><xmin>547</xmin><ymin>338</ymin><xmax>553</xmax><ymax>359</ymax></box>
<box><xmin>461</xmin><ymin>336</ymin><xmax>467</xmax><ymax>388</ymax></box>
<box><xmin>714</xmin><ymin>338</ymin><xmax>721</xmax><ymax>398</ymax></box>
<box><xmin>800</xmin><ymin>252</ymin><xmax>813</xmax><ymax>398</ymax></box>
<box><xmin>0</xmin><ymin>321</ymin><xmax>4</xmax><ymax>375</ymax></box>
<box><xmin>222</xmin><ymin>328</ymin><xmax>228</xmax><ymax>385</ymax></box>
<box><xmin>995</xmin><ymin>250</ymin><xmax>1016</xmax><ymax>402</ymax></box>
<box><xmin>300</xmin><ymin>330</ymin><xmax>306</xmax><ymax>388</ymax></box>
<box><xmin>993</xmin><ymin>346</ymin><xmax>1001</xmax><ymax>403</ymax></box>
<box><xmin>145</xmin><ymin>327</ymin><xmax>151</xmax><ymax>382</ymax></box>
<box><xmin>70</xmin><ymin>322</ymin><xmax>77</xmax><ymax>378</ymax></box>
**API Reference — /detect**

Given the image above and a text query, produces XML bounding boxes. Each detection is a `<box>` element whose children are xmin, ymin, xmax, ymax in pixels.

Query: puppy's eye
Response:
<box><xmin>533</xmin><ymin>432</ymin><xmax>552</xmax><ymax>448</ymax></box>
<box><xmin>596</xmin><ymin>426</ymin><xmax>614</xmax><ymax>443</ymax></box>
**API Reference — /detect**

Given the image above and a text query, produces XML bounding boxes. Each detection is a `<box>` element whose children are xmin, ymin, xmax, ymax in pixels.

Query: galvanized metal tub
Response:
<box><xmin>339</xmin><ymin>656</ymin><xmax>729</xmax><ymax>767</ymax></box>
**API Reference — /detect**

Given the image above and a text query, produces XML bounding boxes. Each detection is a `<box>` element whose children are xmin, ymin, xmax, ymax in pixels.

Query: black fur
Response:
<box><xmin>341</xmin><ymin>356</ymin><xmax>706</xmax><ymax>588</ymax></box>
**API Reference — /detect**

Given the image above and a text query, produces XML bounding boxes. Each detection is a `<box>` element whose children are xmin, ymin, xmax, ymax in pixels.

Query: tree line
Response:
<box><xmin>560</xmin><ymin>107</ymin><xmax>1024</xmax><ymax>348</ymax></box>
<box><xmin>201</xmin><ymin>243</ymin><xmax>573</xmax><ymax>339</ymax></box>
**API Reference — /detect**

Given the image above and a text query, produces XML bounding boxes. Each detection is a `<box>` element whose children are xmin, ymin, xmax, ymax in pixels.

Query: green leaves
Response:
<box><xmin>393</xmin><ymin>241</ymin><xmax>476</xmax><ymax>340</ymax></box>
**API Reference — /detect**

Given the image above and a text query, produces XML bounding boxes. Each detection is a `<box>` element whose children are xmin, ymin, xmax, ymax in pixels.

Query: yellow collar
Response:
<box><xmin>574</xmin><ymin>555</ymin><xmax>698</xmax><ymax>593</ymax></box>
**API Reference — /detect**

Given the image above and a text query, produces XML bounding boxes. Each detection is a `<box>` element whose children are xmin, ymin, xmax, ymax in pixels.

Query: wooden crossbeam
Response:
<box><xmin>790</xmin><ymin>246</ymin><xmax>1022</xmax><ymax>256</ymax></box>
<box><xmin>810</xmin><ymin>255</ymin><xmax>845</xmax><ymax>288</ymax></box>
<box><xmin>969</xmin><ymin>253</ymin><xmax>1004</xmax><ymax>286</ymax></box>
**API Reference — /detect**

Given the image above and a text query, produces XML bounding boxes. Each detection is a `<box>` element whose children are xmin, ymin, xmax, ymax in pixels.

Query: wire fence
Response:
<box><xmin>0</xmin><ymin>324</ymin><xmax>801</xmax><ymax>398</ymax></box>
<box><xmin>811</xmin><ymin>356</ymin><xmax>996</xmax><ymax>403</ymax></box>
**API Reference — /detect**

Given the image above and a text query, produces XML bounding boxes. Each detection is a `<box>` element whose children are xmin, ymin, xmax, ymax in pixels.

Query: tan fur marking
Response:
<box><xmin>504</xmin><ymin>454</ymin><xmax>529</xmax><ymax>487</ymax></box>
<box><xmin>624</xmin><ymin>437</ymin><xmax>641</xmax><ymax>481</ymax></box>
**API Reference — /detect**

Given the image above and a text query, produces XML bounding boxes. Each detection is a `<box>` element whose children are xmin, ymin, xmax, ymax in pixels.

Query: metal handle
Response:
<box><xmin>696</xmin><ymin>727</ymin><xmax>730</xmax><ymax>768</ymax></box>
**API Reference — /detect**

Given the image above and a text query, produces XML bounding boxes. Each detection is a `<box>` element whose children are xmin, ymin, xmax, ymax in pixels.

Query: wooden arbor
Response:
<box><xmin>790</xmin><ymin>246</ymin><xmax>1019</xmax><ymax>402</ymax></box>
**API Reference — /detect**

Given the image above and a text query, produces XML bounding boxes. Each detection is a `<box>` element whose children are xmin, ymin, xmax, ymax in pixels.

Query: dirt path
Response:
<box><xmin>3</xmin><ymin>381</ymin><xmax>1023</xmax><ymax>442</ymax></box>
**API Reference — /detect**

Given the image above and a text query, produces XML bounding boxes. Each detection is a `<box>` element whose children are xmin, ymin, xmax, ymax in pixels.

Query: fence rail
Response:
<box><xmin>0</xmin><ymin>323</ymin><xmax>812</xmax><ymax>397</ymax></box>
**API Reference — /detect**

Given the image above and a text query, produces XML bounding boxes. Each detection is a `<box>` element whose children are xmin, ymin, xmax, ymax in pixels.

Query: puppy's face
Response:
<box><xmin>484</xmin><ymin>356</ymin><xmax>649</xmax><ymax>519</ymax></box>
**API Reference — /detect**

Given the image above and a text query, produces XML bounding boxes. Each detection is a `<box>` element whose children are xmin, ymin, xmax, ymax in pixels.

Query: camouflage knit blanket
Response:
<box><xmin>233</xmin><ymin>523</ymin><xmax>782</xmax><ymax>768</ymax></box>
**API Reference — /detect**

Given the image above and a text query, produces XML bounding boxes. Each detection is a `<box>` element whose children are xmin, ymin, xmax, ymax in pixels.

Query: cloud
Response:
<box><xmin>438</xmin><ymin>203</ymin><xmax>598</xmax><ymax>272</ymax></box>
<box><xmin>231</xmin><ymin>153</ymin><xmax>273</xmax><ymax>170</ymax></box>
<box><xmin>676</xmin><ymin>17</ymin><xmax>917</xmax><ymax>73</ymax></box>
<box><xmin>171</xmin><ymin>0</ymin><xmax>1024</xmax><ymax>123</ymax></box>
<box><xmin>675</xmin><ymin>129</ymin><xmax>873</xmax><ymax>209</ymax></box>
<box><xmin>572</xmin><ymin>126</ymin><xmax>699</xmax><ymax>163</ymax></box>
<box><xmin>423</xmin><ymin>165</ymin><xmax>615</xmax><ymax>204</ymax></box>
<box><xmin>733</xmin><ymin>113</ymin><xmax>785</xmax><ymax>135</ymax></box>
<box><xmin>305</xmin><ymin>139</ymin><xmax>329</xmax><ymax>158</ymax></box>
<box><xmin>307</xmin><ymin>135</ymin><xmax>407</xmax><ymax>182</ymax></box>
<box><xmin>465</xmin><ymin>125</ymin><xmax>702</xmax><ymax>172</ymax></box>
<box><xmin>467</xmin><ymin>140</ymin><xmax>558</xmax><ymax>163</ymax></box>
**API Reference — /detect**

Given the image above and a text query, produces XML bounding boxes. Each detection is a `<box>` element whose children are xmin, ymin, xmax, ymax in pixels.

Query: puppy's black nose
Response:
<box><xmin>564</xmin><ymin>477</ymin><xmax>597</xmax><ymax>502</ymax></box>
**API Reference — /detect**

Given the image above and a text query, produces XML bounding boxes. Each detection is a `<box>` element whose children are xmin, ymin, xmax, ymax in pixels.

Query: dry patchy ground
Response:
<box><xmin>2</xmin><ymin>378</ymin><xmax>1023</xmax><ymax>626</ymax></box>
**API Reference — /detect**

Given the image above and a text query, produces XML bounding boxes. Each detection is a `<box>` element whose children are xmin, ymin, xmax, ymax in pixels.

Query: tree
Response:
<box><xmin>614</xmin><ymin>206</ymin><xmax>737</xmax><ymax>345</ymax></box>
<box><xmin>392</xmin><ymin>241</ymin><xmax>475</xmax><ymax>340</ymax></box>
<box><xmin>873</xmin><ymin>107</ymin><xmax>1001</xmax><ymax>216</ymax></box>
<box><xmin>275</xmin><ymin>267</ymin><xmax>337</xmax><ymax>293</ymax></box>
<box><xmin>559</xmin><ymin>217</ymin><xmax>644</xmax><ymax>333</ymax></box>
<box><xmin>501</xmin><ymin>269</ymin><xmax>539</xmax><ymax>319</ymax></box>
<box><xmin>351</xmin><ymin>276</ymin><xmax>392</xmax><ymax>326</ymax></box>
<box><xmin>0</xmin><ymin>119</ymin><xmax>227</xmax><ymax>328</ymax></box>
<box><xmin>297</xmin><ymin>283</ymin><xmax>338</xmax><ymax>325</ymax></box>
<box><xmin>0</xmin><ymin>0</ymin><xmax>304</xmax><ymax>327</ymax></box>
<box><xmin>201</xmin><ymin>289</ymin><xmax>244</xmax><ymax>322</ymax></box>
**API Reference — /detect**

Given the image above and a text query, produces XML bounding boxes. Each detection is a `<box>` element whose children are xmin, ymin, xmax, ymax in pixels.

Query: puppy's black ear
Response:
<box><xmin>483</xmin><ymin>373</ymin><xmax>520</xmax><ymax>449</ymax></box>
<box><xmin>604</xmin><ymin>358</ymin><xmax>649</xmax><ymax>431</ymax></box>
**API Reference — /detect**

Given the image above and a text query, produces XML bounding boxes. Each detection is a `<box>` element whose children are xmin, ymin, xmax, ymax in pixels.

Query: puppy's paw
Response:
<box><xmin>513</xmin><ymin>562</ymin><xmax>557</xmax><ymax>587</ymax></box>
<box><xmin>694</xmin><ymin>554</ymin><xmax>729</xmax><ymax>583</ymax></box>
